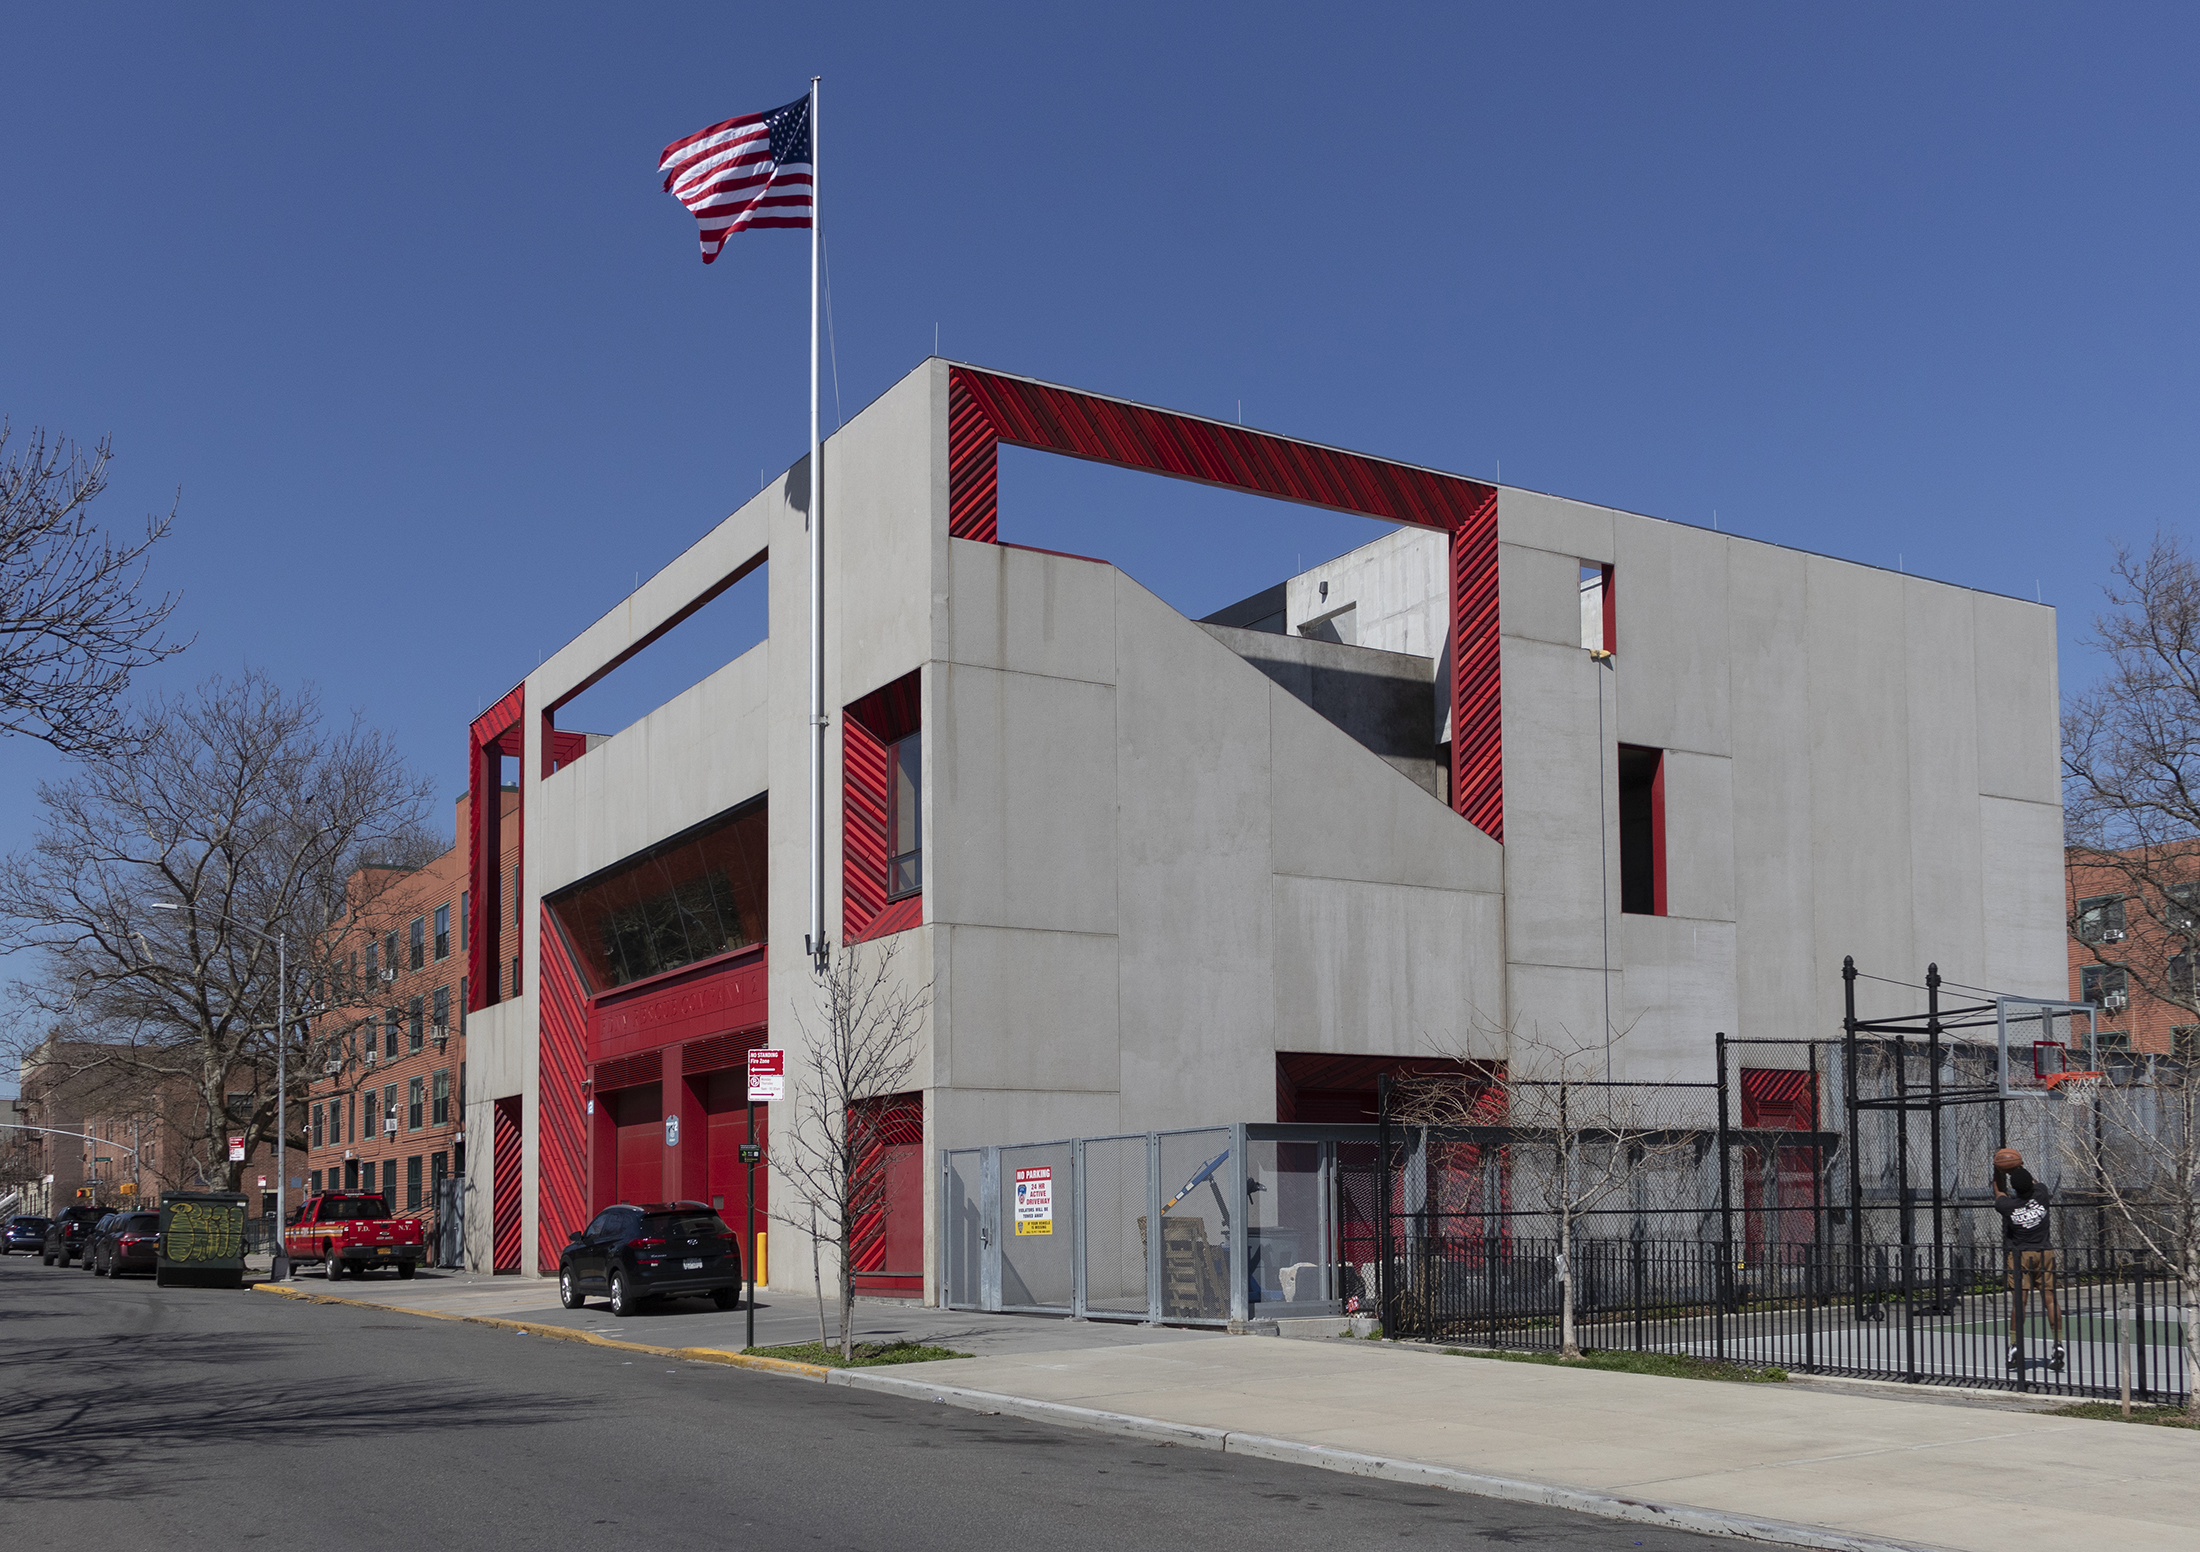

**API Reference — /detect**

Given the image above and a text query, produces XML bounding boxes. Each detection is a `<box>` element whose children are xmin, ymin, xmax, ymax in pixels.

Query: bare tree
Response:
<box><xmin>2062</xmin><ymin>535</ymin><xmax>2200</xmax><ymax>1018</ymax></box>
<box><xmin>0</xmin><ymin>671</ymin><xmax>437</xmax><ymax>1195</ymax></box>
<box><xmin>2059</xmin><ymin>534</ymin><xmax>2200</xmax><ymax>1412</ymax></box>
<box><xmin>2051</xmin><ymin>1067</ymin><xmax>2199</xmax><ymax>1415</ymax></box>
<box><xmin>0</xmin><ymin>422</ymin><xmax>187</xmax><ymax>757</ymax></box>
<box><xmin>775</xmin><ymin>941</ymin><xmax>928</xmax><ymax>1360</ymax></box>
<box><xmin>1393</xmin><ymin>1019</ymin><xmax>1699</xmax><ymax>1358</ymax></box>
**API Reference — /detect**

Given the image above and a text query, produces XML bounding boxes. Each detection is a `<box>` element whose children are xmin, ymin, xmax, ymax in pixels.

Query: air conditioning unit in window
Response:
<box><xmin>379</xmin><ymin>968</ymin><xmax>398</xmax><ymax>983</ymax></box>
<box><xmin>431</xmin><ymin>1024</ymin><xmax>448</xmax><ymax>1048</ymax></box>
<box><xmin>324</xmin><ymin>1061</ymin><xmax>342</xmax><ymax>1075</ymax></box>
<box><xmin>2102</xmin><ymin>929</ymin><xmax>2127</xmax><ymax>942</ymax></box>
<box><xmin>2103</xmin><ymin>992</ymin><xmax>2129</xmax><ymax>1011</ymax></box>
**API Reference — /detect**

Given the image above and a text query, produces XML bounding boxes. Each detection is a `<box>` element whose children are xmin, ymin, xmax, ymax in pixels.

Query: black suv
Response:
<box><xmin>43</xmin><ymin>1205</ymin><xmax>107</xmax><ymax>1266</ymax></box>
<box><xmin>4</xmin><ymin>1215</ymin><xmax>51</xmax><ymax>1255</ymax></box>
<box><xmin>90</xmin><ymin>1211</ymin><xmax>162</xmax><ymax>1277</ymax></box>
<box><xmin>559</xmin><ymin>1202</ymin><xmax>744</xmax><ymax>1317</ymax></box>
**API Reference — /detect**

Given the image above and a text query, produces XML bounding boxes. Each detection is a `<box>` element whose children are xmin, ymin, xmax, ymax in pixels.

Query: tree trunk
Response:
<box><xmin>1559</xmin><ymin>1207</ymin><xmax>1578</xmax><ymax>1359</ymax></box>
<box><xmin>840</xmin><ymin>1195</ymin><xmax>856</xmax><ymax>1361</ymax></box>
<box><xmin>811</xmin><ymin>1205</ymin><xmax>830</xmax><ymax>1354</ymax></box>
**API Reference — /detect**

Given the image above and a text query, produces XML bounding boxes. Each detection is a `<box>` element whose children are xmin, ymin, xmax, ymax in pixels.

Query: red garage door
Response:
<box><xmin>609</xmin><ymin>1083</ymin><xmax>663</xmax><ymax>1206</ymax></box>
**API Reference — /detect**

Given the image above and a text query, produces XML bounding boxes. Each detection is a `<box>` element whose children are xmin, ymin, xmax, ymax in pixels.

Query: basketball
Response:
<box><xmin>1994</xmin><ymin>1148</ymin><xmax>2023</xmax><ymax>1172</ymax></box>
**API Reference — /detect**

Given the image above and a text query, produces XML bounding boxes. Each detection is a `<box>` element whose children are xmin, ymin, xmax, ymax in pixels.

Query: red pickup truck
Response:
<box><xmin>284</xmin><ymin>1193</ymin><xmax>424</xmax><ymax>1280</ymax></box>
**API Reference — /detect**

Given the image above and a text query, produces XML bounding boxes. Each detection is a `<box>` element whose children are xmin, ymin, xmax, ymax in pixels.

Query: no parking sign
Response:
<box><xmin>1013</xmin><ymin>1166</ymin><xmax>1053</xmax><ymax>1236</ymax></box>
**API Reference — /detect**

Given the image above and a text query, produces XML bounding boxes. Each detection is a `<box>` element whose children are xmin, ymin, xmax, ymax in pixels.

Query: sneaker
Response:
<box><xmin>2006</xmin><ymin>1343</ymin><xmax>2023</xmax><ymax>1371</ymax></box>
<box><xmin>2050</xmin><ymin>1344</ymin><xmax>2066</xmax><ymax>1372</ymax></box>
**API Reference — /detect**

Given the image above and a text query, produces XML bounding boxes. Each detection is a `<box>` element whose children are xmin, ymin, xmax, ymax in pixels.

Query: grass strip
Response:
<box><xmin>1441</xmin><ymin>1345</ymin><xmax>1788</xmax><ymax>1384</ymax></box>
<box><xmin>2046</xmin><ymin>1400</ymin><xmax>2200</xmax><ymax>1429</ymax></box>
<box><xmin>743</xmin><ymin>1339</ymin><xmax>971</xmax><ymax>1370</ymax></box>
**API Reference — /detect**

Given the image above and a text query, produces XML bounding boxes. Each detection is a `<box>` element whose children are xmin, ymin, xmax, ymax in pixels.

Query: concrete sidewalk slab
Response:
<box><xmin>858</xmin><ymin>1337</ymin><xmax>2193</xmax><ymax>1552</ymax></box>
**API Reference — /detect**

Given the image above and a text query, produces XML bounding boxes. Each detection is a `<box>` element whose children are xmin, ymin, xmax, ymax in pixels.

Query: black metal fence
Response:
<box><xmin>1381</xmin><ymin>1232</ymin><xmax>2188</xmax><ymax>1404</ymax></box>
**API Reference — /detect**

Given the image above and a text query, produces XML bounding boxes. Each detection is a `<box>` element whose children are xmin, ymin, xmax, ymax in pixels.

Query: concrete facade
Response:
<box><xmin>460</xmin><ymin>358</ymin><xmax>2067</xmax><ymax>1297</ymax></box>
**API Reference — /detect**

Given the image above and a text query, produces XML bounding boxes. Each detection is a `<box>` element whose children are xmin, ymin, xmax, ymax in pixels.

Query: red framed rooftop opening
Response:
<box><xmin>946</xmin><ymin>366</ymin><xmax>1503</xmax><ymax>842</ymax></box>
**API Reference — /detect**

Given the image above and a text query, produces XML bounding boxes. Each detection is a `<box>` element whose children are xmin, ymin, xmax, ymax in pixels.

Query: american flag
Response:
<box><xmin>659</xmin><ymin>94</ymin><xmax>813</xmax><ymax>264</ymax></box>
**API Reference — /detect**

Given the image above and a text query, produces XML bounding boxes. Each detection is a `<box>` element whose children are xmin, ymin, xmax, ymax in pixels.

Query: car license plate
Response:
<box><xmin>377</xmin><ymin>1247</ymin><xmax>391</xmax><ymax>1255</ymax></box>
<box><xmin>684</xmin><ymin>1258</ymin><xmax>703</xmax><ymax>1270</ymax></box>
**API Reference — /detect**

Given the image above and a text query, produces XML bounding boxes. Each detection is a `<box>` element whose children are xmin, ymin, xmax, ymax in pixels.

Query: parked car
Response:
<box><xmin>3</xmin><ymin>1215</ymin><xmax>50</xmax><ymax>1255</ymax></box>
<box><xmin>42</xmin><ymin>1205</ymin><xmax>108</xmax><ymax>1266</ymax></box>
<box><xmin>80</xmin><ymin>1212</ymin><xmax>128</xmax><ymax>1272</ymax></box>
<box><xmin>559</xmin><ymin>1201</ymin><xmax>744</xmax><ymax>1317</ymax></box>
<box><xmin>282</xmin><ymin>1192</ymin><xmax>424</xmax><ymax>1279</ymax></box>
<box><xmin>92</xmin><ymin>1211</ymin><xmax>163</xmax><ymax>1277</ymax></box>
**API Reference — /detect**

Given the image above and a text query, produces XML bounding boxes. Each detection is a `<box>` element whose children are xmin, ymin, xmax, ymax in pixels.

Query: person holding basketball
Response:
<box><xmin>1992</xmin><ymin>1147</ymin><xmax>2064</xmax><ymax>1372</ymax></box>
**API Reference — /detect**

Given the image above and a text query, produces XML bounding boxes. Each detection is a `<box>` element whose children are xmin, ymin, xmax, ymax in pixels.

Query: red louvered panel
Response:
<box><xmin>947</xmin><ymin>371</ymin><xmax>999</xmax><ymax>541</ymax></box>
<box><xmin>850</xmin><ymin>1091</ymin><xmax>924</xmax><ymax>1281</ymax></box>
<box><xmin>491</xmin><ymin>1096</ymin><xmax>523</xmax><ymax>1273</ymax></box>
<box><xmin>1741</xmin><ymin>1067</ymin><xmax>1818</xmax><ymax>1130</ymax></box>
<box><xmin>850</xmin><ymin>892</ymin><xmax>921</xmax><ymax>945</ymax></box>
<box><xmin>944</xmin><ymin>367</ymin><xmax>1506</xmax><ymax>843</ymax></box>
<box><xmin>842</xmin><ymin>715</ymin><xmax>890</xmax><ymax>939</ymax></box>
<box><xmin>1448</xmin><ymin>487</ymin><xmax>1502</xmax><ymax>842</ymax></box>
<box><xmin>536</xmin><ymin>915</ymin><xmax>591</xmax><ymax>1268</ymax></box>
<box><xmin>593</xmin><ymin>1051</ymin><xmax>664</xmax><ymax>1095</ymax></box>
<box><xmin>681</xmin><ymin>1028</ymin><xmax>768</xmax><ymax>1078</ymax></box>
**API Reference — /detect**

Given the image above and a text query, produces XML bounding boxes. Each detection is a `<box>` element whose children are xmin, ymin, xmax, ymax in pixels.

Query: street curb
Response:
<box><xmin>826</xmin><ymin>1368</ymin><xmax>1957</xmax><ymax>1552</ymax></box>
<box><xmin>248</xmin><ymin>1282</ymin><xmax>833</xmax><ymax>1378</ymax></box>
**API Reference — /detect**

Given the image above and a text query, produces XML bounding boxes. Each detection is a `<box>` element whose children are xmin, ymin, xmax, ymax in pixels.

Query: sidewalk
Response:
<box><xmin>258</xmin><ymin>1269</ymin><xmax>2195</xmax><ymax>1552</ymax></box>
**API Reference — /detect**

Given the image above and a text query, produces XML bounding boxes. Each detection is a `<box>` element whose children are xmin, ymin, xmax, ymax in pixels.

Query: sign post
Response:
<box><xmin>745</xmin><ymin>1049</ymin><xmax>783</xmax><ymax>1351</ymax></box>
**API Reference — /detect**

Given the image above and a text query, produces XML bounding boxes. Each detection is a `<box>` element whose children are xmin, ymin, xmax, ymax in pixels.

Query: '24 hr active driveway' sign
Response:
<box><xmin>1014</xmin><ymin>1166</ymin><xmax>1053</xmax><ymax>1236</ymax></box>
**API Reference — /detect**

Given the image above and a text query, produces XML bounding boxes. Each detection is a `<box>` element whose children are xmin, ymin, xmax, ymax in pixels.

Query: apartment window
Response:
<box><xmin>511</xmin><ymin>955</ymin><xmax>521</xmax><ymax>997</ymax></box>
<box><xmin>1617</xmin><ymin>745</ymin><xmax>1667</xmax><ymax>916</ymax></box>
<box><xmin>310</xmin><ymin>1170</ymin><xmax>322</xmax><ymax>1194</ymax></box>
<box><xmin>2170</xmin><ymin>883</ymin><xmax>2200</xmax><ymax>932</ymax></box>
<box><xmin>2080</xmin><ymin>964</ymin><xmax>2127</xmax><ymax>1016</ymax></box>
<box><xmin>312</xmin><ymin>1103</ymin><xmax>324</xmax><ymax>1150</ymax></box>
<box><xmin>383</xmin><ymin>931</ymin><xmax>399</xmax><ymax>976</ymax></box>
<box><xmin>2096</xmin><ymin>1026</ymin><xmax>2133</xmax><ymax>1053</ymax></box>
<box><xmin>344</xmin><ymin>1157</ymin><xmax>358</xmax><ymax>1190</ymax></box>
<box><xmin>2076</xmin><ymin>895</ymin><xmax>2127</xmax><ymax>945</ymax></box>
<box><xmin>431</xmin><ymin>985</ymin><xmax>450</xmax><ymax>1041</ymax></box>
<box><xmin>888</xmin><ymin>733</ymin><xmax>922</xmax><ymax>900</ymax></box>
<box><xmin>408</xmin><ymin>995</ymin><xmax>424</xmax><ymax>1054</ymax></box>
<box><xmin>2174</xmin><ymin>1026</ymin><xmax>2200</xmax><ymax>1062</ymax></box>
<box><xmin>406</xmin><ymin>1155</ymin><xmax>423</xmax><ymax>1211</ymax></box>
<box><xmin>434</xmin><ymin>903</ymin><xmax>450</xmax><ymax>961</ymax></box>
<box><xmin>384</xmin><ymin>1008</ymin><xmax>400</xmax><ymax>1060</ymax></box>
<box><xmin>458</xmin><ymin>976</ymin><xmax>468</xmax><ymax>1033</ymax></box>
<box><xmin>460</xmin><ymin>891</ymin><xmax>469</xmax><ymax>951</ymax></box>
<box><xmin>382</xmin><ymin>1083</ymin><xmax>399</xmax><ymax>1137</ymax></box>
<box><xmin>432</xmin><ymin>1068</ymin><xmax>451</xmax><ymax>1126</ymax></box>
<box><xmin>431</xmin><ymin>1151</ymin><xmax>448</xmax><ymax>1201</ymax></box>
<box><xmin>364</xmin><ymin>940</ymin><xmax>379</xmax><ymax>983</ymax></box>
<box><xmin>513</xmin><ymin>864</ymin><xmax>522</xmax><ymax>925</ymax></box>
<box><xmin>409</xmin><ymin>916</ymin><xmax>425</xmax><ymax>971</ymax></box>
<box><xmin>347</xmin><ymin>1093</ymin><xmax>355</xmax><ymax>1144</ymax></box>
<box><xmin>407</xmin><ymin>1076</ymin><xmax>424</xmax><ymax>1132</ymax></box>
<box><xmin>2172</xmin><ymin>954</ymin><xmax>2194</xmax><ymax>999</ymax></box>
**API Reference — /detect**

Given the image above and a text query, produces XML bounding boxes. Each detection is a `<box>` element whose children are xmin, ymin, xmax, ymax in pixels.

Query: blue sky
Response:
<box><xmin>3</xmin><ymin>3</ymin><xmax>2194</xmax><ymax>862</ymax></box>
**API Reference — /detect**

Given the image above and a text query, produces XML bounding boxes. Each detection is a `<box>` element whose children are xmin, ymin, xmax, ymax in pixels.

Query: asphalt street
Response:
<box><xmin>1</xmin><ymin>1253</ymin><xmax>1730</xmax><ymax>1550</ymax></box>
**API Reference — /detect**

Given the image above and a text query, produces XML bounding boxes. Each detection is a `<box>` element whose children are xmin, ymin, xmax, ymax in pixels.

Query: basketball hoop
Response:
<box><xmin>2040</xmin><ymin>1069</ymin><xmax>2105</xmax><ymax>1095</ymax></box>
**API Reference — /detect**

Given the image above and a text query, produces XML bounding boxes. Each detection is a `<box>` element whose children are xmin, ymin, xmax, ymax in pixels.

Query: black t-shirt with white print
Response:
<box><xmin>1995</xmin><ymin>1188</ymin><xmax>2052</xmax><ymax>1250</ymax></box>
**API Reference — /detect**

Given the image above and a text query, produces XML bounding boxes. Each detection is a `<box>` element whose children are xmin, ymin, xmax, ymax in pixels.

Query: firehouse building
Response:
<box><xmin>460</xmin><ymin>359</ymin><xmax>2067</xmax><ymax>1296</ymax></box>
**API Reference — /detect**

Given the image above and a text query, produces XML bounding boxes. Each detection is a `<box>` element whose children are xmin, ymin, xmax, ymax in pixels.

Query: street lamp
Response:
<box><xmin>149</xmin><ymin>902</ymin><xmax>298</xmax><ymax>1279</ymax></box>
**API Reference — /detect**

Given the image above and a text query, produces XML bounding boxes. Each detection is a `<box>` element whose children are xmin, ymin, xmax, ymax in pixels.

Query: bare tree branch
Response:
<box><xmin>0</xmin><ymin>670</ymin><xmax>437</xmax><ymax>1194</ymax></box>
<box><xmin>0</xmin><ymin>421</ymin><xmax>189</xmax><ymax>757</ymax></box>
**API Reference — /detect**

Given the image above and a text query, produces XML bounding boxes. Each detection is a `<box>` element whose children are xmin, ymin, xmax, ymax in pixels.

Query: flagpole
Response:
<box><xmin>807</xmin><ymin>74</ymin><xmax>826</xmax><ymax>975</ymax></box>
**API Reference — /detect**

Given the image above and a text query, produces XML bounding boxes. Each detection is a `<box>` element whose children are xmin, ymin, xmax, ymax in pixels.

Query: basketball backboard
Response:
<box><xmin>1996</xmin><ymin>998</ymin><xmax>2098</xmax><ymax>1098</ymax></box>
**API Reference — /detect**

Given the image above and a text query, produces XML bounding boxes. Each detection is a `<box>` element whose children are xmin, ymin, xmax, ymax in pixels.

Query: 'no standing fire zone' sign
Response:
<box><xmin>1013</xmin><ymin>1166</ymin><xmax>1053</xmax><ymax>1236</ymax></box>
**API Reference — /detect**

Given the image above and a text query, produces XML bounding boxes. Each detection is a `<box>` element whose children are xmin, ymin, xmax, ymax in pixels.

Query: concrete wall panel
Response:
<box><xmin>1904</xmin><ymin>580</ymin><xmax>1987</xmax><ymax>984</ymax></box>
<box><xmin>1980</xmin><ymin>795</ymin><xmax>2068</xmax><ymax>1000</ymax></box>
<box><xmin>1661</xmin><ymin>749</ymin><xmax>1735</xmax><ymax>924</ymax></box>
<box><xmin>1615</xmin><ymin>520</ymin><xmax>1731</xmax><ymax>759</ymax></box>
<box><xmin>1501</xmin><ymin>637</ymin><xmax>1610</xmax><ymax>971</ymax></box>
<box><xmin>937</xmin><ymin>924</ymin><xmax>1119</xmax><ymax>1096</ymax></box>
<box><xmin>1270</xmin><ymin>876</ymin><xmax>1507</xmax><ymax>1062</ymax></box>
<box><xmin>1500</xmin><ymin>541</ymin><xmax>1586</xmax><ymax>649</ymax></box>
<box><xmin>1973</xmin><ymin>593</ymin><xmax>2061</xmax><ymax>805</ymax></box>
<box><xmin>945</xmin><ymin>539</ymin><xmax>1117</xmax><ymax>685</ymax></box>
<box><xmin>1499</xmin><ymin>489</ymin><xmax>1616</xmax><ymax>566</ymax></box>
<box><xmin>930</xmin><ymin>663</ymin><xmax>1117</xmax><ymax>936</ymax></box>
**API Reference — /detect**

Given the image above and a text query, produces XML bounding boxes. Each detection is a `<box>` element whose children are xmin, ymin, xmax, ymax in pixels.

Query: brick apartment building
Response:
<box><xmin>303</xmin><ymin>789</ymin><xmax>515</xmax><ymax>1229</ymax></box>
<box><xmin>2066</xmin><ymin>848</ymin><xmax>2200</xmax><ymax>1060</ymax></box>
